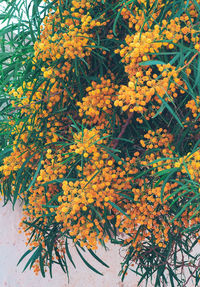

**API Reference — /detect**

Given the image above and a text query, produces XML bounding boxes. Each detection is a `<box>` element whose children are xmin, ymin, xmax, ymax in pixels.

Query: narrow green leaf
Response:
<box><xmin>65</xmin><ymin>238</ymin><xmax>76</xmax><ymax>268</ymax></box>
<box><xmin>157</xmin><ymin>94</ymin><xmax>183</xmax><ymax>128</ymax></box>
<box><xmin>23</xmin><ymin>245</ymin><xmax>42</xmax><ymax>272</ymax></box>
<box><xmin>17</xmin><ymin>247</ymin><xmax>36</xmax><ymax>266</ymax></box>
<box><xmin>108</xmin><ymin>200</ymin><xmax>131</xmax><ymax>220</ymax></box>
<box><xmin>75</xmin><ymin>246</ymin><xmax>103</xmax><ymax>276</ymax></box>
<box><xmin>26</xmin><ymin>155</ymin><xmax>43</xmax><ymax>193</ymax></box>
<box><xmin>39</xmin><ymin>255</ymin><xmax>46</xmax><ymax>278</ymax></box>
<box><xmin>171</xmin><ymin>193</ymin><xmax>200</xmax><ymax>222</ymax></box>
<box><xmin>88</xmin><ymin>249</ymin><xmax>109</xmax><ymax>268</ymax></box>
<box><xmin>139</xmin><ymin>60</ymin><xmax>166</xmax><ymax>66</ymax></box>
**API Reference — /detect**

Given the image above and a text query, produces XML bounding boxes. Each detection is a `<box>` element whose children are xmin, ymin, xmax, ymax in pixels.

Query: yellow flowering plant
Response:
<box><xmin>0</xmin><ymin>0</ymin><xmax>200</xmax><ymax>286</ymax></box>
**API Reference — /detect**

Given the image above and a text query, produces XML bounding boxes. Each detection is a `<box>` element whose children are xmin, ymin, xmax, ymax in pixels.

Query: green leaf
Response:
<box><xmin>65</xmin><ymin>238</ymin><xmax>76</xmax><ymax>268</ymax></box>
<box><xmin>160</xmin><ymin>168</ymin><xmax>178</xmax><ymax>203</ymax></box>
<box><xmin>22</xmin><ymin>245</ymin><xmax>43</xmax><ymax>272</ymax></box>
<box><xmin>157</xmin><ymin>94</ymin><xmax>184</xmax><ymax>128</ymax></box>
<box><xmin>113</xmin><ymin>5</ymin><xmax>123</xmax><ymax>36</ymax></box>
<box><xmin>26</xmin><ymin>155</ymin><xmax>43</xmax><ymax>193</ymax></box>
<box><xmin>108</xmin><ymin>200</ymin><xmax>131</xmax><ymax>220</ymax></box>
<box><xmin>12</xmin><ymin>150</ymin><xmax>39</xmax><ymax>207</ymax></box>
<box><xmin>155</xmin><ymin>168</ymin><xmax>179</xmax><ymax>177</ymax></box>
<box><xmin>54</xmin><ymin>246</ymin><xmax>68</xmax><ymax>274</ymax></box>
<box><xmin>117</xmin><ymin>192</ymin><xmax>134</xmax><ymax>201</ymax></box>
<box><xmin>111</xmin><ymin>137</ymin><xmax>134</xmax><ymax>144</ymax></box>
<box><xmin>0</xmin><ymin>146</ymin><xmax>12</xmax><ymax>161</ymax></box>
<box><xmin>88</xmin><ymin>249</ymin><xmax>109</xmax><ymax>268</ymax></box>
<box><xmin>89</xmin><ymin>205</ymin><xmax>103</xmax><ymax>221</ymax></box>
<box><xmin>39</xmin><ymin>255</ymin><xmax>46</xmax><ymax>278</ymax></box>
<box><xmin>171</xmin><ymin>193</ymin><xmax>200</xmax><ymax>222</ymax></box>
<box><xmin>139</xmin><ymin>60</ymin><xmax>166</xmax><ymax>66</ymax></box>
<box><xmin>17</xmin><ymin>247</ymin><xmax>36</xmax><ymax>266</ymax></box>
<box><xmin>75</xmin><ymin>246</ymin><xmax>103</xmax><ymax>276</ymax></box>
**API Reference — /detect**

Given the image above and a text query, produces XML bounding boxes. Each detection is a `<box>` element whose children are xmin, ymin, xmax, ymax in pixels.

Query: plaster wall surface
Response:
<box><xmin>1</xmin><ymin>202</ymin><xmax>198</xmax><ymax>287</ymax></box>
<box><xmin>0</xmin><ymin>201</ymin><xmax>141</xmax><ymax>287</ymax></box>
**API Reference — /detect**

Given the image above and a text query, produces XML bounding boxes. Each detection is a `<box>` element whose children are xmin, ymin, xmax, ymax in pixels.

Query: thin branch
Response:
<box><xmin>112</xmin><ymin>112</ymin><xmax>134</xmax><ymax>149</ymax></box>
<box><xmin>182</xmin><ymin>259</ymin><xmax>200</xmax><ymax>287</ymax></box>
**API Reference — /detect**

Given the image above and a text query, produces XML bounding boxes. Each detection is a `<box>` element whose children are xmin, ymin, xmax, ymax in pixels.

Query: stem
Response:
<box><xmin>112</xmin><ymin>112</ymin><xmax>134</xmax><ymax>149</ymax></box>
<box><xmin>182</xmin><ymin>259</ymin><xmax>200</xmax><ymax>287</ymax></box>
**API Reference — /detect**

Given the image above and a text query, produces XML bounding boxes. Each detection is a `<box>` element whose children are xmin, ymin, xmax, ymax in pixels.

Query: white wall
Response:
<box><xmin>1</xmin><ymin>201</ymin><xmax>199</xmax><ymax>287</ymax></box>
<box><xmin>0</xmin><ymin>201</ymin><xmax>140</xmax><ymax>287</ymax></box>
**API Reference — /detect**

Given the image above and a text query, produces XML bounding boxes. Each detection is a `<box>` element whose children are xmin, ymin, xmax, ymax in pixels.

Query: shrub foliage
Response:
<box><xmin>0</xmin><ymin>0</ymin><xmax>200</xmax><ymax>286</ymax></box>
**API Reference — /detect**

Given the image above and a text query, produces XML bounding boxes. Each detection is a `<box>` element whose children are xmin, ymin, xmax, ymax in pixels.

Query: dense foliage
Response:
<box><xmin>0</xmin><ymin>0</ymin><xmax>200</xmax><ymax>286</ymax></box>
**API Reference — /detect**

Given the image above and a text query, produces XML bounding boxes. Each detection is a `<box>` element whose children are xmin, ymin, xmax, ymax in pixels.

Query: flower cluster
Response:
<box><xmin>77</xmin><ymin>75</ymin><xmax>118</xmax><ymax>126</ymax></box>
<box><xmin>0</xmin><ymin>0</ymin><xmax>200</xmax><ymax>285</ymax></box>
<box><xmin>114</xmin><ymin>8</ymin><xmax>199</xmax><ymax>122</ymax></box>
<box><xmin>33</xmin><ymin>1</ymin><xmax>107</xmax><ymax>82</ymax></box>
